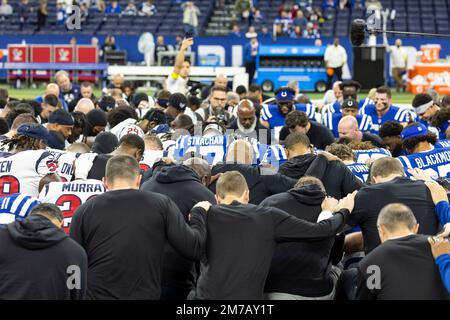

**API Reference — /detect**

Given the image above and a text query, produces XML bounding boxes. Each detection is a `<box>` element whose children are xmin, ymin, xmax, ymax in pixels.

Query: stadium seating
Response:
<box><xmin>0</xmin><ymin>0</ymin><xmax>449</xmax><ymax>36</ymax></box>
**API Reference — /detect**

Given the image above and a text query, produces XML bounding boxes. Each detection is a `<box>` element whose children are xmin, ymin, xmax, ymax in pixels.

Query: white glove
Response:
<box><xmin>74</xmin><ymin>153</ymin><xmax>98</xmax><ymax>180</ymax></box>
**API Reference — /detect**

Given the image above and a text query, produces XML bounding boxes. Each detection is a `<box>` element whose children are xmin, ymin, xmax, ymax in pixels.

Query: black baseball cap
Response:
<box><xmin>341</xmin><ymin>98</ymin><xmax>359</xmax><ymax>110</ymax></box>
<box><xmin>168</xmin><ymin>93</ymin><xmax>188</xmax><ymax>112</ymax></box>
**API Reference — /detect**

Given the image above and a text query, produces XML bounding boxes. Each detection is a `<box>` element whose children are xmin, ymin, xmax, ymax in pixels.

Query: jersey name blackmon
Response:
<box><xmin>412</xmin><ymin>151</ymin><xmax>450</xmax><ymax>168</ymax></box>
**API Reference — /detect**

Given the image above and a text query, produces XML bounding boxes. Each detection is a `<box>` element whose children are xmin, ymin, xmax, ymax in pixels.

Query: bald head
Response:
<box><xmin>226</xmin><ymin>139</ymin><xmax>253</xmax><ymax>164</ymax></box>
<box><xmin>74</xmin><ymin>98</ymin><xmax>95</xmax><ymax>114</ymax></box>
<box><xmin>237</xmin><ymin>100</ymin><xmax>256</xmax><ymax>129</ymax></box>
<box><xmin>338</xmin><ymin>116</ymin><xmax>360</xmax><ymax>140</ymax></box>
<box><xmin>183</xmin><ymin>157</ymin><xmax>211</xmax><ymax>186</ymax></box>
<box><xmin>214</xmin><ymin>74</ymin><xmax>228</xmax><ymax>88</ymax></box>
<box><xmin>45</xmin><ymin>83</ymin><xmax>60</xmax><ymax>97</ymax></box>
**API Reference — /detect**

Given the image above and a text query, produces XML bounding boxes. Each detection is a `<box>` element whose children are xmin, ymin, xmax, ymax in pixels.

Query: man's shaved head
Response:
<box><xmin>338</xmin><ymin>116</ymin><xmax>360</xmax><ymax>140</ymax></box>
<box><xmin>237</xmin><ymin>100</ymin><xmax>256</xmax><ymax>130</ymax></box>
<box><xmin>214</xmin><ymin>74</ymin><xmax>228</xmax><ymax>88</ymax></box>
<box><xmin>45</xmin><ymin>83</ymin><xmax>60</xmax><ymax>97</ymax></box>
<box><xmin>74</xmin><ymin>98</ymin><xmax>95</xmax><ymax>114</ymax></box>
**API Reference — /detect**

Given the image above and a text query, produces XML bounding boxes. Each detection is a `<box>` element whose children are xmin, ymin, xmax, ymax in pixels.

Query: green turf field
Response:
<box><xmin>0</xmin><ymin>85</ymin><xmax>415</xmax><ymax>105</ymax></box>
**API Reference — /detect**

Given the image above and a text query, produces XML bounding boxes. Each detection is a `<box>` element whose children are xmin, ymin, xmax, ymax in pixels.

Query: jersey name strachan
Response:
<box><xmin>0</xmin><ymin>160</ymin><xmax>12</xmax><ymax>173</ymax></box>
<box><xmin>413</xmin><ymin>151</ymin><xmax>450</xmax><ymax>168</ymax></box>
<box><xmin>188</xmin><ymin>135</ymin><xmax>224</xmax><ymax>146</ymax></box>
<box><xmin>61</xmin><ymin>183</ymin><xmax>106</xmax><ymax>193</ymax></box>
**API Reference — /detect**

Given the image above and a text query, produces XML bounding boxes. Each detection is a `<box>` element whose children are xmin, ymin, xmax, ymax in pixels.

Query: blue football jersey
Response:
<box><xmin>260</xmin><ymin>144</ymin><xmax>288</xmax><ymax>169</ymax></box>
<box><xmin>260</xmin><ymin>103</ymin><xmax>316</xmax><ymax>140</ymax></box>
<box><xmin>346</xmin><ymin>163</ymin><xmax>369</xmax><ymax>183</ymax></box>
<box><xmin>322</xmin><ymin>113</ymin><xmax>374</xmax><ymax>138</ymax></box>
<box><xmin>359</xmin><ymin>97</ymin><xmax>374</xmax><ymax>111</ymax></box>
<box><xmin>359</xmin><ymin>104</ymin><xmax>415</xmax><ymax>133</ymax></box>
<box><xmin>436</xmin><ymin>140</ymin><xmax>450</xmax><ymax>149</ymax></box>
<box><xmin>398</xmin><ymin>147</ymin><xmax>450</xmax><ymax>179</ymax></box>
<box><xmin>353</xmin><ymin>148</ymin><xmax>392</xmax><ymax>164</ymax></box>
<box><xmin>0</xmin><ymin>193</ymin><xmax>40</xmax><ymax>225</ymax></box>
<box><xmin>174</xmin><ymin>135</ymin><xmax>228</xmax><ymax>165</ymax></box>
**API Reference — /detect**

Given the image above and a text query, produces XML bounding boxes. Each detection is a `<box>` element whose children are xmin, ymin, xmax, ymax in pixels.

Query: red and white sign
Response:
<box><xmin>7</xmin><ymin>45</ymin><xmax>28</xmax><ymax>63</ymax></box>
<box><xmin>53</xmin><ymin>45</ymin><xmax>74</xmax><ymax>63</ymax></box>
<box><xmin>30</xmin><ymin>45</ymin><xmax>52</xmax><ymax>80</ymax></box>
<box><xmin>76</xmin><ymin>45</ymin><xmax>98</xmax><ymax>82</ymax></box>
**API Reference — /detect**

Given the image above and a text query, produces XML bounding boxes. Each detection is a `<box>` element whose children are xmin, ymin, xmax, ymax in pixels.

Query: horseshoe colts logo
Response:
<box><xmin>281</xmin><ymin>92</ymin><xmax>287</xmax><ymax>98</ymax></box>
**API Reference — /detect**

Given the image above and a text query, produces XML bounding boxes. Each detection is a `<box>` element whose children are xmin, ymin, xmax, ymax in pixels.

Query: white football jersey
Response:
<box><xmin>39</xmin><ymin>179</ymin><xmax>106</xmax><ymax>233</ymax></box>
<box><xmin>109</xmin><ymin>118</ymin><xmax>144</xmax><ymax>140</ymax></box>
<box><xmin>140</xmin><ymin>150</ymin><xmax>164</xmax><ymax>172</ymax></box>
<box><xmin>49</xmin><ymin>149</ymin><xmax>80</xmax><ymax>182</ymax></box>
<box><xmin>0</xmin><ymin>150</ymin><xmax>58</xmax><ymax>197</ymax></box>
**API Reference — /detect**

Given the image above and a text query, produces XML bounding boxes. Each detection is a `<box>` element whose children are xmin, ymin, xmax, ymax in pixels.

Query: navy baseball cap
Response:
<box><xmin>48</xmin><ymin>109</ymin><xmax>74</xmax><ymax>126</ymax></box>
<box><xmin>132</xmin><ymin>92</ymin><xmax>149</xmax><ymax>108</ymax></box>
<box><xmin>400</xmin><ymin>123</ymin><xmax>428</xmax><ymax>140</ymax></box>
<box><xmin>17</xmin><ymin>123</ymin><xmax>50</xmax><ymax>145</ymax></box>
<box><xmin>275</xmin><ymin>87</ymin><xmax>295</xmax><ymax>102</ymax></box>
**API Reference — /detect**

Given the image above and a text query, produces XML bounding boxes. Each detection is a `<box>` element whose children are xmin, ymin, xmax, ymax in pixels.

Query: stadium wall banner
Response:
<box><xmin>0</xmin><ymin>35</ymin><xmax>449</xmax><ymax>81</ymax></box>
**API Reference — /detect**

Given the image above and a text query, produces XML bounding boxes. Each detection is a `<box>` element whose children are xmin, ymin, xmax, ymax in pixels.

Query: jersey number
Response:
<box><xmin>185</xmin><ymin>145</ymin><xmax>225</xmax><ymax>165</ymax></box>
<box><xmin>0</xmin><ymin>175</ymin><xmax>20</xmax><ymax>196</ymax></box>
<box><xmin>56</xmin><ymin>194</ymin><xmax>82</xmax><ymax>233</ymax></box>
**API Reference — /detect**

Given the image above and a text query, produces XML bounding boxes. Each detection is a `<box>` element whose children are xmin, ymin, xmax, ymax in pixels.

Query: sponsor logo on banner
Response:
<box><xmin>58</xmin><ymin>49</ymin><xmax>70</xmax><ymax>62</ymax></box>
<box><xmin>12</xmin><ymin>49</ymin><xmax>23</xmax><ymax>62</ymax></box>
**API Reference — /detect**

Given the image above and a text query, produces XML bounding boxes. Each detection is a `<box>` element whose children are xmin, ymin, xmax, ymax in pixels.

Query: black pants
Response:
<box><xmin>245</xmin><ymin>61</ymin><xmax>256</xmax><ymax>86</ymax></box>
<box><xmin>335</xmin><ymin>267</ymin><xmax>360</xmax><ymax>300</ymax></box>
<box><xmin>327</xmin><ymin>66</ymin><xmax>343</xmax><ymax>90</ymax></box>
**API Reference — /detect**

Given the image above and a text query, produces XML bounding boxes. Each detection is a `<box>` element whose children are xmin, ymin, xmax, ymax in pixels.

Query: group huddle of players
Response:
<box><xmin>0</xmin><ymin>79</ymin><xmax>449</xmax><ymax>243</ymax></box>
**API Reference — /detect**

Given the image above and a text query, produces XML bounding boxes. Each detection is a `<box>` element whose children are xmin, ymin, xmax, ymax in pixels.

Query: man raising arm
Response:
<box><xmin>166</xmin><ymin>38</ymin><xmax>193</xmax><ymax>95</ymax></box>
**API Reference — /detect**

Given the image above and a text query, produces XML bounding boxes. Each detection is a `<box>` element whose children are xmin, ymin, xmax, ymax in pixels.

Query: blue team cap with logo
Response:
<box><xmin>342</xmin><ymin>98</ymin><xmax>359</xmax><ymax>110</ymax></box>
<box><xmin>275</xmin><ymin>87</ymin><xmax>295</xmax><ymax>102</ymax></box>
<box><xmin>17</xmin><ymin>123</ymin><xmax>50</xmax><ymax>145</ymax></box>
<box><xmin>400</xmin><ymin>123</ymin><xmax>428</xmax><ymax>140</ymax></box>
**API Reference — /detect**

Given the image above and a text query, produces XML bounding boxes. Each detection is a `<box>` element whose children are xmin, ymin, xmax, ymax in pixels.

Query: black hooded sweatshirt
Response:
<box><xmin>141</xmin><ymin>165</ymin><xmax>216</xmax><ymax>292</ymax></box>
<box><xmin>278</xmin><ymin>153</ymin><xmax>363</xmax><ymax>199</ymax></box>
<box><xmin>210</xmin><ymin>164</ymin><xmax>297</xmax><ymax>205</ymax></box>
<box><xmin>0</xmin><ymin>215</ymin><xmax>87</xmax><ymax>300</ymax></box>
<box><xmin>260</xmin><ymin>185</ymin><xmax>335</xmax><ymax>297</ymax></box>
